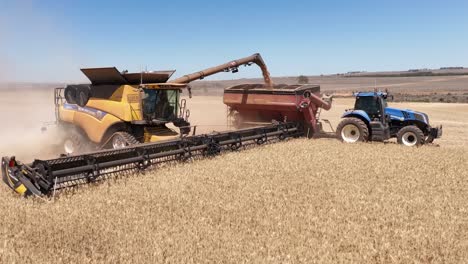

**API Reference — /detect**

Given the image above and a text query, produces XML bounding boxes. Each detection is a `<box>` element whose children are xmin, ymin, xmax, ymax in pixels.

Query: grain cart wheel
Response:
<box><xmin>110</xmin><ymin>132</ymin><xmax>139</xmax><ymax>149</ymax></box>
<box><xmin>63</xmin><ymin>131</ymin><xmax>87</xmax><ymax>155</ymax></box>
<box><xmin>397</xmin><ymin>126</ymin><xmax>425</xmax><ymax>147</ymax></box>
<box><xmin>336</xmin><ymin>117</ymin><xmax>369</xmax><ymax>143</ymax></box>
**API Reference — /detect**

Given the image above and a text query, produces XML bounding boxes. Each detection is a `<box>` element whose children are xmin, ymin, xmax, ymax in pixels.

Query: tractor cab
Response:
<box><xmin>353</xmin><ymin>92</ymin><xmax>389</xmax><ymax>123</ymax></box>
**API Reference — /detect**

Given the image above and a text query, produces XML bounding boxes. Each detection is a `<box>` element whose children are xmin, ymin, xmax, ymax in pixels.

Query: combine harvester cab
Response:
<box><xmin>2</xmin><ymin>53</ymin><xmax>334</xmax><ymax>197</ymax></box>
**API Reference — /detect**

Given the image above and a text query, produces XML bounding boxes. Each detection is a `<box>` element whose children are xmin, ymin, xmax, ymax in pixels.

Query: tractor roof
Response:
<box><xmin>81</xmin><ymin>67</ymin><xmax>176</xmax><ymax>85</ymax></box>
<box><xmin>354</xmin><ymin>91</ymin><xmax>388</xmax><ymax>97</ymax></box>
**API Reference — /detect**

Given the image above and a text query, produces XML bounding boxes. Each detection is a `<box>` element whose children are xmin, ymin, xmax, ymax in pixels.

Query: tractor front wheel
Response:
<box><xmin>397</xmin><ymin>126</ymin><xmax>425</xmax><ymax>147</ymax></box>
<box><xmin>336</xmin><ymin>118</ymin><xmax>369</xmax><ymax>143</ymax></box>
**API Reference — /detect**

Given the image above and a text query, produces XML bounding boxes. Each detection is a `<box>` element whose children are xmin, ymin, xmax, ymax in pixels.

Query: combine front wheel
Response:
<box><xmin>336</xmin><ymin>118</ymin><xmax>369</xmax><ymax>143</ymax></box>
<box><xmin>63</xmin><ymin>132</ymin><xmax>87</xmax><ymax>155</ymax></box>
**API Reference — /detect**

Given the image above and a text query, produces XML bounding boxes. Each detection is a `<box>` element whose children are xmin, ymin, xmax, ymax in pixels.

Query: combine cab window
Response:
<box><xmin>142</xmin><ymin>89</ymin><xmax>179</xmax><ymax>121</ymax></box>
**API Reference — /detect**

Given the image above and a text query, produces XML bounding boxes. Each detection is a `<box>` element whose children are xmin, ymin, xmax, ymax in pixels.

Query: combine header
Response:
<box><xmin>2</xmin><ymin>53</ymin><xmax>333</xmax><ymax>197</ymax></box>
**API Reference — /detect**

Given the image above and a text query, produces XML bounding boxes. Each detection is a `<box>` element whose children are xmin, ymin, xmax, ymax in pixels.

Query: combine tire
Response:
<box><xmin>336</xmin><ymin>117</ymin><xmax>369</xmax><ymax>143</ymax></box>
<box><xmin>397</xmin><ymin>126</ymin><xmax>425</xmax><ymax>147</ymax></box>
<box><xmin>76</xmin><ymin>86</ymin><xmax>91</xmax><ymax>107</ymax></box>
<box><xmin>64</xmin><ymin>85</ymin><xmax>91</xmax><ymax>106</ymax></box>
<box><xmin>110</xmin><ymin>132</ymin><xmax>140</xmax><ymax>149</ymax></box>
<box><xmin>63</xmin><ymin>131</ymin><xmax>87</xmax><ymax>155</ymax></box>
<box><xmin>64</xmin><ymin>86</ymin><xmax>77</xmax><ymax>104</ymax></box>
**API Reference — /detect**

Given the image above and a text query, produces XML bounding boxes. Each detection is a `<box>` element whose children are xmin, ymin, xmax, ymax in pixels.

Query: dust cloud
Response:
<box><xmin>0</xmin><ymin>88</ymin><xmax>62</xmax><ymax>162</ymax></box>
<box><xmin>0</xmin><ymin>1</ymin><xmax>89</xmax><ymax>162</ymax></box>
<box><xmin>179</xmin><ymin>95</ymin><xmax>230</xmax><ymax>134</ymax></box>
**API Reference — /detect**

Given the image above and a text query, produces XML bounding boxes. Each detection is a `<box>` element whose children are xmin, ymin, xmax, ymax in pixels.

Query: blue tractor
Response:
<box><xmin>336</xmin><ymin>91</ymin><xmax>442</xmax><ymax>146</ymax></box>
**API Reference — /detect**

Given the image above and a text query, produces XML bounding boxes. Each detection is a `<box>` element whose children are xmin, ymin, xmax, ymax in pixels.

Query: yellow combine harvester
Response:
<box><xmin>54</xmin><ymin>53</ymin><xmax>271</xmax><ymax>154</ymax></box>
<box><xmin>56</xmin><ymin>68</ymin><xmax>191</xmax><ymax>154</ymax></box>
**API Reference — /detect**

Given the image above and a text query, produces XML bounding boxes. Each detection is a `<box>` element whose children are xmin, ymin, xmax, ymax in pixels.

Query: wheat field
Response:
<box><xmin>0</xmin><ymin>95</ymin><xmax>468</xmax><ymax>263</ymax></box>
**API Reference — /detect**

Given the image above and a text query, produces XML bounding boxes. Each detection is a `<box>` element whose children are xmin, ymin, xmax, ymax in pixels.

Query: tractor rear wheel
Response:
<box><xmin>336</xmin><ymin>117</ymin><xmax>369</xmax><ymax>143</ymax></box>
<box><xmin>397</xmin><ymin>126</ymin><xmax>425</xmax><ymax>147</ymax></box>
<box><xmin>110</xmin><ymin>132</ymin><xmax>140</xmax><ymax>149</ymax></box>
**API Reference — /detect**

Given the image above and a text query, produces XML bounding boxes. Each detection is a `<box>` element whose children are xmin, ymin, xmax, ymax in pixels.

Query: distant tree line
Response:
<box><xmin>345</xmin><ymin>72</ymin><xmax>468</xmax><ymax>78</ymax></box>
<box><xmin>297</xmin><ymin>75</ymin><xmax>309</xmax><ymax>84</ymax></box>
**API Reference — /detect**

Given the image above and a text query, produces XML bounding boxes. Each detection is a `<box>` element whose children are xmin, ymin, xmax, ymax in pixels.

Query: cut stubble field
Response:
<box><xmin>0</xmin><ymin>92</ymin><xmax>467</xmax><ymax>263</ymax></box>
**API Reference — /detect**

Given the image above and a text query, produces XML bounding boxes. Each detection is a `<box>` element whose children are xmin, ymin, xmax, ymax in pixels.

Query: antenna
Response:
<box><xmin>140</xmin><ymin>65</ymin><xmax>143</xmax><ymax>85</ymax></box>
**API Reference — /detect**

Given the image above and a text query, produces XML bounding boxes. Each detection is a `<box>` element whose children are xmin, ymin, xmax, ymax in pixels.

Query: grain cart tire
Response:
<box><xmin>336</xmin><ymin>117</ymin><xmax>369</xmax><ymax>143</ymax></box>
<box><xmin>397</xmin><ymin>126</ymin><xmax>425</xmax><ymax>147</ymax></box>
<box><xmin>110</xmin><ymin>132</ymin><xmax>140</xmax><ymax>149</ymax></box>
<box><xmin>63</xmin><ymin>131</ymin><xmax>87</xmax><ymax>155</ymax></box>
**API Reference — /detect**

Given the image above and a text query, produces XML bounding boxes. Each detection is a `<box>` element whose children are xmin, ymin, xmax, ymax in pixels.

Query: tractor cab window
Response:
<box><xmin>354</xmin><ymin>96</ymin><xmax>382</xmax><ymax>117</ymax></box>
<box><xmin>142</xmin><ymin>89</ymin><xmax>178</xmax><ymax>121</ymax></box>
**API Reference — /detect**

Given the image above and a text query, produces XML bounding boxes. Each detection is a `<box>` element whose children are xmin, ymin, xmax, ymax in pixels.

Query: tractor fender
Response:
<box><xmin>401</xmin><ymin>120</ymin><xmax>430</xmax><ymax>134</ymax></box>
<box><xmin>342</xmin><ymin>110</ymin><xmax>371</xmax><ymax>124</ymax></box>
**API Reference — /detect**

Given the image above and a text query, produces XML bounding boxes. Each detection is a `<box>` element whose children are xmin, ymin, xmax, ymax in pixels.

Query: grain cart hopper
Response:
<box><xmin>224</xmin><ymin>84</ymin><xmax>332</xmax><ymax>137</ymax></box>
<box><xmin>2</xmin><ymin>53</ymin><xmax>333</xmax><ymax>197</ymax></box>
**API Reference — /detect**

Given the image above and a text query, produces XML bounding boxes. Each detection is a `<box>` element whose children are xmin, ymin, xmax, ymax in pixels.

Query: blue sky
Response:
<box><xmin>1</xmin><ymin>0</ymin><xmax>467</xmax><ymax>82</ymax></box>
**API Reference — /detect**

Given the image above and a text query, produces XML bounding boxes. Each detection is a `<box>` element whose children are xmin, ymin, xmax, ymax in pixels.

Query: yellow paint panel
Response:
<box><xmin>73</xmin><ymin>111</ymin><xmax>122</xmax><ymax>143</ymax></box>
<box><xmin>15</xmin><ymin>184</ymin><xmax>27</xmax><ymax>195</ymax></box>
<box><xmin>59</xmin><ymin>107</ymin><xmax>75</xmax><ymax>122</ymax></box>
<box><xmin>149</xmin><ymin>134</ymin><xmax>179</xmax><ymax>142</ymax></box>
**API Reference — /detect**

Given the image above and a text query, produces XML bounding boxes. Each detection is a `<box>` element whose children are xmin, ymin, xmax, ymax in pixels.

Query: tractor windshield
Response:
<box><xmin>142</xmin><ymin>89</ymin><xmax>179</xmax><ymax>121</ymax></box>
<box><xmin>354</xmin><ymin>96</ymin><xmax>382</xmax><ymax>117</ymax></box>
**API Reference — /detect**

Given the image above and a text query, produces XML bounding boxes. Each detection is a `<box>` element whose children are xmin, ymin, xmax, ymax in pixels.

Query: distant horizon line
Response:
<box><xmin>1</xmin><ymin>66</ymin><xmax>466</xmax><ymax>85</ymax></box>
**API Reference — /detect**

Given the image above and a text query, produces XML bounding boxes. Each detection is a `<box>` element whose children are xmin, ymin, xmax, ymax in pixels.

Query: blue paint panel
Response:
<box><xmin>385</xmin><ymin>107</ymin><xmax>428</xmax><ymax>124</ymax></box>
<box><xmin>342</xmin><ymin>110</ymin><xmax>371</xmax><ymax>123</ymax></box>
<box><xmin>63</xmin><ymin>103</ymin><xmax>108</xmax><ymax>121</ymax></box>
<box><xmin>354</xmin><ymin>92</ymin><xmax>387</xmax><ymax>97</ymax></box>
